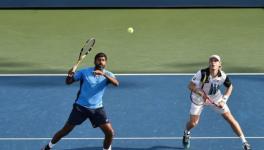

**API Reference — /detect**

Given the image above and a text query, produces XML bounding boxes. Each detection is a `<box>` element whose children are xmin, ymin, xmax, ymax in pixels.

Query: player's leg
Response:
<box><xmin>183</xmin><ymin>103</ymin><xmax>203</xmax><ymax>149</ymax></box>
<box><xmin>222</xmin><ymin>111</ymin><xmax>251</xmax><ymax>150</ymax></box>
<box><xmin>186</xmin><ymin>115</ymin><xmax>200</xmax><ymax>131</ymax></box>
<box><xmin>42</xmin><ymin>104</ymin><xmax>88</xmax><ymax>150</ymax></box>
<box><xmin>52</xmin><ymin>123</ymin><xmax>76</xmax><ymax>143</ymax></box>
<box><xmin>182</xmin><ymin>115</ymin><xmax>200</xmax><ymax>149</ymax></box>
<box><xmin>222</xmin><ymin>112</ymin><xmax>243</xmax><ymax>137</ymax></box>
<box><xmin>42</xmin><ymin>123</ymin><xmax>75</xmax><ymax>150</ymax></box>
<box><xmin>90</xmin><ymin>107</ymin><xmax>113</xmax><ymax>150</ymax></box>
<box><xmin>185</xmin><ymin>103</ymin><xmax>203</xmax><ymax>131</ymax></box>
<box><xmin>100</xmin><ymin>123</ymin><xmax>114</xmax><ymax>150</ymax></box>
<box><xmin>212</xmin><ymin>102</ymin><xmax>251</xmax><ymax>150</ymax></box>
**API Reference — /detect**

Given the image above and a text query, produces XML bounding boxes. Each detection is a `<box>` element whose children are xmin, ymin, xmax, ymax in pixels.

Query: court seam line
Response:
<box><xmin>0</xmin><ymin>137</ymin><xmax>263</xmax><ymax>140</ymax></box>
<box><xmin>0</xmin><ymin>73</ymin><xmax>264</xmax><ymax>76</ymax></box>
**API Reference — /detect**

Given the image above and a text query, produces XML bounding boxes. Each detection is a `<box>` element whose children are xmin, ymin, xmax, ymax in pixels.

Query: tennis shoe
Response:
<box><xmin>41</xmin><ymin>144</ymin><xmax>51</xmax><ymax>150</ymax></box>
<box><xmin>182</xmin><ymin>131</ymin><xmax>191</xmax><ymax>149</ymax></box>
<box><xmin>243</xmin><ymin>142</ymin><xmax>251</xmax><ymax>150</ymax></box>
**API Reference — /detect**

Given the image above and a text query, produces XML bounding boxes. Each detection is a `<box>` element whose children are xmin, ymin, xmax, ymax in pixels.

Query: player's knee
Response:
<box><xmin>191</xmin><ymin>122</ymin><xmax>198</xmax><ymax>127</ymax></box>
<box><xmin>60</xmin><ymin>124</ymin><xmax>74</xmax><ymax>136</ymax></box>
<box><xmin>190</xmin><ymin>120</ymin><xmax>199</xmax><ymax>127</ymax></box>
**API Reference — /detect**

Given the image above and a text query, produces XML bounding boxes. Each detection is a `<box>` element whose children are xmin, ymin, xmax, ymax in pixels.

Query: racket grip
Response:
<box><xmin>73</xmin><ymin>55</ymin><xmax>86</xmax><ymax>72</ymax></box>
<box><xmin>72</xmin><ymin>64</ymin><xmax>78</xmax><ymax>73</ymax></box>
<box><xmin>72</xmin><ymin>60</ymin><xmax>81</xmax><ymax>73</ymax></box>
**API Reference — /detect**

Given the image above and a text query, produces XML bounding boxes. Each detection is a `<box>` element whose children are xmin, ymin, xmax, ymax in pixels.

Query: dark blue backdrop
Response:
<box><xmin>0</xmin><ymin>0</ymin><xmax>263</xmax><ymax>8</ymax></box>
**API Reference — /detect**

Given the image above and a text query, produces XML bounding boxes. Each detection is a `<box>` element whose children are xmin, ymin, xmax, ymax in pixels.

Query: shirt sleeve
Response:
<box><xmin>191</xmin><ymin>70</ymin><xmax>202</xmax><ymax>85</ymax></box>
<box><xmin>105</xmin><ymin>71</ymin><xmax>116</xmax><ymax>78</ymax></box>
<box><xmin>223</xmin><ymin>76</ymin><xmax>232</xmax><ymax>87</ymax></box>
<box><xmin>73</xmin><ymin>70</ymin><xmax>83</xmax><ymax>81</ymax></box>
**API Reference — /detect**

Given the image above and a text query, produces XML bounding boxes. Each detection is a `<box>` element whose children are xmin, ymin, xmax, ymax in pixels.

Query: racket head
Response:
<box><xmin>190</xmin><ymin>92</ymin><xmax>206</xmax><ymax>106</ymax></box>
<box><xmin>79</xmin><ymin>37</ymin><xmax>95</xmax><ymax>59</ymax></box>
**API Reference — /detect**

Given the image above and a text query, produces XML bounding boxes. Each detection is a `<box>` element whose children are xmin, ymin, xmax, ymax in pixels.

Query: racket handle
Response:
<box><xmin>72</xmin><ymin>60</ymin><xmax>81</xmax><ymax>72</ymax></box>
<box><xmin>73</xmin><ymin>55</ymin><xmax>86</xmax><ymax>72</ymax></box>
<box><xmin>72</xmin><ymin>64</ymin><xmax>79</xmax><ymax>73</ymax></box>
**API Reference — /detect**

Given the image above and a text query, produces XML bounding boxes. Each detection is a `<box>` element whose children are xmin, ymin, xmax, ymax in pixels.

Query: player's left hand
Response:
<box><xmin>93</xmin><ymin>70</ymin><xmax>105</xmax><ymax>76</ymax></box>
<box><xmin>218</xmin><ymin>101</ymin><xmax>225</xmax><ymax>109</ymax></box>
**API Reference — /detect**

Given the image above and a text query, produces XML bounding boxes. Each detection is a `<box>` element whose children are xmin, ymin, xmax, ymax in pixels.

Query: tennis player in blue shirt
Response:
<box><xmin>42</xmin><ymin>52</ymin><xmax>119</xmax><ymax>150</ymax></box>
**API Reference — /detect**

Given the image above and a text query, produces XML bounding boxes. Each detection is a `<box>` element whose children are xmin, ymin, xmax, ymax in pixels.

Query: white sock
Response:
<box><xmin>240</xmin><ymin>135</ymin><xmax>247</xmax><ymax>143</ymax></box>
<box><xmin>103</xmin><ymin>145</ymin><xmax>111</xmax><ymax>150</ymax></box>
<box><xmin>48</xmin><ymin>141</ymin><xmax>55</xmax><ymax>148</ymax></box>
<box><xmin>184</xmin><ymin>130</ymin><xmax>190</xmax><ymax>135</ymax></box>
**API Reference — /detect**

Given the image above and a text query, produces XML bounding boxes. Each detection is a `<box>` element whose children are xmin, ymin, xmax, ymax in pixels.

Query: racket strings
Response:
<box><xmin>78</xmin><ymin>38</ymin><xmax>95</xmax><ymax>60</ymax></box>
<box><xmin>83</xmin><ymin>38</ymin><xmax>95</xmax><ymax>55</ymax></box>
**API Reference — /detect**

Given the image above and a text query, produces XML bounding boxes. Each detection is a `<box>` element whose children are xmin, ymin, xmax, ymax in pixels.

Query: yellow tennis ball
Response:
<box><xmin>127</xmin><ymin>27</ymin><xmax>134</xmax><ymax>34</ymax></box>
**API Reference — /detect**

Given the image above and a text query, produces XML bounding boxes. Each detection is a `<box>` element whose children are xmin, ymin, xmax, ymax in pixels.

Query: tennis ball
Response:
<box><xmin>127</xmin><ymin>27</ymin><xmax>134</xmax><ymax>34</ymax></box>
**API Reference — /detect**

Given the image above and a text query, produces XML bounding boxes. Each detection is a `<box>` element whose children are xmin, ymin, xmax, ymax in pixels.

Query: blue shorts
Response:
<box><xmin>67</xmin><ymin>103</ymin><xmax>109</xmax><ymax>128</ymax></box>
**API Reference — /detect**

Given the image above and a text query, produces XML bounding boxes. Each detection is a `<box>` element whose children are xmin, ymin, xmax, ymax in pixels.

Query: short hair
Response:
<box><xmin>94</xmin><ymin>52</ymin><xmax>107</xmax><ymax>62</ymax></box>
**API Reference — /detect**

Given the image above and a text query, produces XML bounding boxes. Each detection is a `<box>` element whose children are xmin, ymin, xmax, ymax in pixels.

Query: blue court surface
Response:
<box><xmin>0</xmin><ymin>75</ymin><xmax>263</xmax><ymax>150</ymax></box>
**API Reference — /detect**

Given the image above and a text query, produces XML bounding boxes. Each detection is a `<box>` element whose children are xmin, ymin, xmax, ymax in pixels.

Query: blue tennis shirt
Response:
<box><xmin>73</xmin><ymin>67</ymin><xmax>115</xmax><ymax>109</ymax></box>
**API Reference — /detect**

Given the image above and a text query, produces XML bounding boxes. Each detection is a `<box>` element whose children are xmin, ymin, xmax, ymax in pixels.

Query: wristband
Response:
<box><xmin>222</xmin><ymin>95</ymin><xmax>229</xmax><ymax>103</ymax></box>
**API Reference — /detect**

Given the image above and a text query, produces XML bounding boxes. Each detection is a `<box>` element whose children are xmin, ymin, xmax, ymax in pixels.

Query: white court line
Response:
<box><xmin>0</xmin><ymin>137</ymin><xmax>263</xmax><ymax>141</ymax></box>
<box><xmin>0</xmin><ymin>73</ymin><xmax>264</xmax><ymax>76</ymax></box>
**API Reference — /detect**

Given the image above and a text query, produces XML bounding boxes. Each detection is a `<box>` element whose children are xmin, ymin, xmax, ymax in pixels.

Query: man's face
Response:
<box><xmin>95</xmin><ymin>57</ymin><xmax>107</xmax><ymax>69</ymax></box>
<box><xmin>209</xmin><ymin>58</ymin><xmax>221</xmax><ymax>70</ymax></box>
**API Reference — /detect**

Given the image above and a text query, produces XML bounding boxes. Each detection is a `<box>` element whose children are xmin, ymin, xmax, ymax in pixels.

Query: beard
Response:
<box><xmin>95</xmin><ymin>64</ymin><xmax>105</xmax><ymax>70</ymax></box>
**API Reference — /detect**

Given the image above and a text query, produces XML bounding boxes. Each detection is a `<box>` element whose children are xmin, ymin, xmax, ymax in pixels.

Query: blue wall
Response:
<box><xmin>0</xmin><ymin>0</ymin><xmax>263</xmax><ymax>8</ymax></box>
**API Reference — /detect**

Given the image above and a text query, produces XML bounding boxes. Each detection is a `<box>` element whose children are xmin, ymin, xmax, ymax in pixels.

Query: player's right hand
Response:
<box><xmin>195</xmin><ymin>89</ymin><xmax>204</xmax><ymax>97</ymax></box>
<box><xmin>68</xmin><ymin>68</ymin><xmax>75</xmax><ymax>77</ymax></box>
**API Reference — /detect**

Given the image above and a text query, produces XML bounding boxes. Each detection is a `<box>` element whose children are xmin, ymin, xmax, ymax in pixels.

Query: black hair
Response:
<box><xmin>94</xmin><ymin>52</ymin><xmax>107</xmax><ymax>62</ymax></box>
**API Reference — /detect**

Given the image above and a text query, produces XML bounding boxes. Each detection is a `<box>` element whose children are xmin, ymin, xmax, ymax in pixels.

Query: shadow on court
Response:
<box><xmin>65</xmin><ymin>146</ymin><xmax>184</xmax><ymax>150</ymax></box>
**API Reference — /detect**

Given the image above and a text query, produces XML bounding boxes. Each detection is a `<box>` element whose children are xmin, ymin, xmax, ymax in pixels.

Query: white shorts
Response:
<box><xmin>189</xmin><ymin>93</ymin><xmax>230</xmax><ymax>115</ymax></box>
<box><xmin>189</xmin><ymin>103</ymin><xmax>230</xmax><ymax>115</ymax></box>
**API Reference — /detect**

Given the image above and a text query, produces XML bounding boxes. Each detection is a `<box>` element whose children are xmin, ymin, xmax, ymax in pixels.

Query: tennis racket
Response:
<box><xmin>191</xmin><ymin>89</ymin><xmax>222</xmax><ymax>109</ymax></box>
<box><xmin>72</xmin><ymin>37</ymin><xmax>96</xmax><ymax>72</ymax></box>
